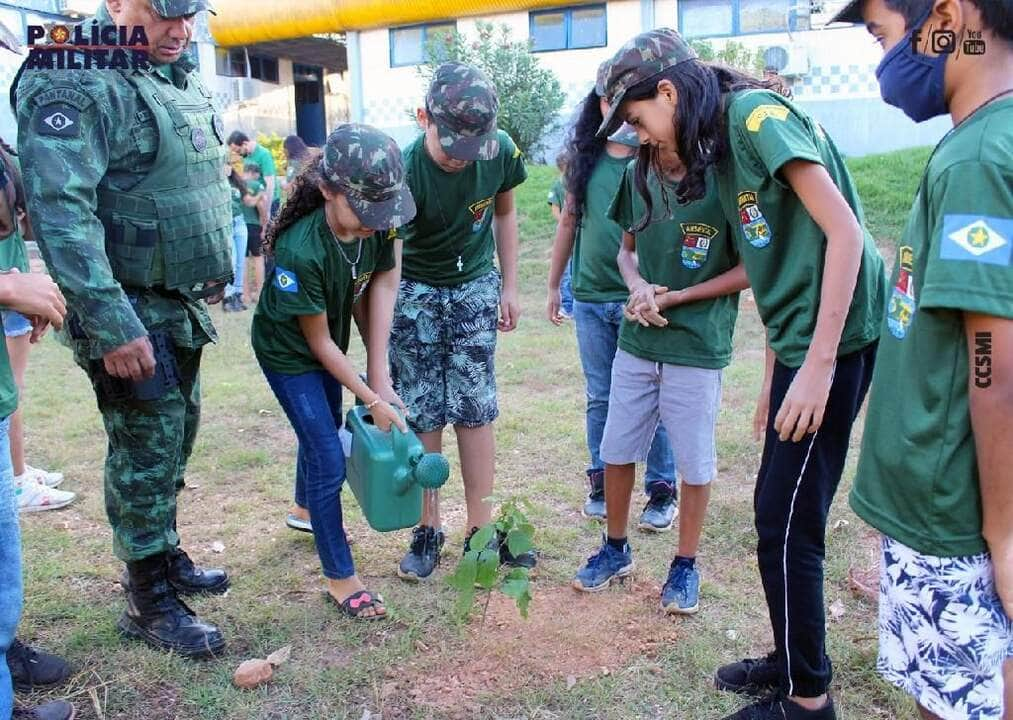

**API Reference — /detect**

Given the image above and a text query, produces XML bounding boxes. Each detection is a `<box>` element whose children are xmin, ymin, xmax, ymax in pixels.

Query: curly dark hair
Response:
<box><xmin>261</xmin><ymin>148</ymin><xmax>326</xmax><ymax>255</ymax></box>
<box><xmin>623</xmin><ymin>61</ymin><xmax>786</xmax><ymax>232</ymax></box>
<box><xmin>562</xmin><ymin>90</ymin><xmax>608</xmax><ymax>226</ymax></box>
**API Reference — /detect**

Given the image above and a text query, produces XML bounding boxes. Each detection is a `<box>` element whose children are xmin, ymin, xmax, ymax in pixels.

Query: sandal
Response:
<box><xmin>327</xmin><ymin>589</ymin><xmax>386</xmax><ymax>620</ymax></box>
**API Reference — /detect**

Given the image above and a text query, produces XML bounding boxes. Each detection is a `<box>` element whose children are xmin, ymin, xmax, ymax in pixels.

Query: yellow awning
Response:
<box><xmin>209</xmin><ymin>0</ymin><xmax>572</xmax><ymax>45</ymax></box>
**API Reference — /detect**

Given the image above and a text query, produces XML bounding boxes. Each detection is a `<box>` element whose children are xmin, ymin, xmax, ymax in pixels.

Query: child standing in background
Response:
<box><xmin>547</xmin><ymin>80</ymin><xmax>677</xmax><ymax>530</ymax></box>
<box><xmin>243</xmin><ymin>162</ymin><xmax>268</xmax><ymax>305</ymax></box>
<box><xmin>547</xmin><ymin>154</ymin><xmax>573</xmax><ymax>319</ymax></box>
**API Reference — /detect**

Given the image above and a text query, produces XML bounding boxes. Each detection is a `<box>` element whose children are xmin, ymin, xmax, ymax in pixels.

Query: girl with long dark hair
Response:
<box><xmin>251</xmin><ymin>124</ymin><xmax>415</xmax><ymax>619</ymax></box>
<box><xmin>597</xmin><ymin>29</ymin><xmax>887</xmax><ymax>720</ymax></box>
<box><xmin>546</xmin><ymin>80</ymin><xmax>677</xmax><ymax>529</ymax></box>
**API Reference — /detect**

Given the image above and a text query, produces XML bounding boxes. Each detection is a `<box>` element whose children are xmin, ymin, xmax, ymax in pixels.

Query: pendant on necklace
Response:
<box><xmin>351</xmin><ymin>264</ymin><xmax>357</xmax><ymax>281</ymax></box>
<box><xmin>456</xmin><ymin>255</ymin><xmax>463</xmax><ymax>272</ymax></box>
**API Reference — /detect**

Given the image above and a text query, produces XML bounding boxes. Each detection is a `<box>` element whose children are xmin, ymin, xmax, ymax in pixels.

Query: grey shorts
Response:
<box><xmin>599</xmin><ymin>349</ymin><xmax>722</xmax><ymax>486</ymax></box>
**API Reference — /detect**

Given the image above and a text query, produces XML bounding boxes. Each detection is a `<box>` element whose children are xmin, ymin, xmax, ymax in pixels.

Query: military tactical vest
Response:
<box><xmin>95</xmin><ymin>66</ymin><xmax>233</xmax><ymax>298</ymax></box>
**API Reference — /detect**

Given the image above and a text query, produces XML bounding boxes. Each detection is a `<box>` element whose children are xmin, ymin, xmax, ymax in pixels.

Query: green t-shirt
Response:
<box><xmin>242</xmin><ymin>178</ymin><xmax>265</xmax><ymax>226</ymax></box>
<box><xmin>0</xmin><ymin>228</ymin><xmax>30</xmax><ymax>273</ymax></box>
<box><xmin>249</xmin><ymin>143</ymin><xmax>281</xmax><ymax>202</ymax></box>
<box><xmin>571</xmin><ymin>153</ymin><xmax>633</xmax><ymax>303</ymax></box>
<box><xmin>251</xmin><ymin>208</ymin><xmax>396</xmax><ymax>375</ymax></box>
<box><xmin>852</xmin><ymin>97</ymin><xmax>1013</xmax><ymax>558</ymax></box>
<box><xmin>547</xmin><ymin>177</ymin><xmax>565</xmax><ymax>208</ymax></box>
<box><xmin>400</xmin><ymin>130</ymin><xmax>527</xmax><ymax>286</ymax></box>
<box><xmin>230</xmin><ymin>184</ymin><xmax>246</xmax><ymax>219</ymax></box>
<box><xmin>717</xmin><ymin>89</ymin><xmax>887</xmax><ymax>367</ymax></box>
<box><xmin>609</xmin><ymin>163</ymin><xmax>739</xmax><ymax>368</ymax></box>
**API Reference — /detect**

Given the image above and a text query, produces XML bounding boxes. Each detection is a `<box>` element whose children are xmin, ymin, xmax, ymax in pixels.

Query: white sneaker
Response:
<box><xmin>21</xmin><ymin>464</ymin><xmax>64</xmax><ymax>488</ymax></box>
<box><xmin>15</xmin><ymin>478</ymin><xmax>75</xmax><ymax>513</ymax></box>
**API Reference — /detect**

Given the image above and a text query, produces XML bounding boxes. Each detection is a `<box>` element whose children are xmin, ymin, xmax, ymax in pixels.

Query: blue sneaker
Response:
<box><xmin>572</xmin><ymin>537</ymin><xmax>634</xmax><ymax>592</ymax></box>
<box><xmin>638</xmin><ymin>490</ymin><xmax>678</xmax><ymax>532</ymax></box>
<box><xmin>661</xmin><ymin>558</ymin><xmax>700</xmax><ymax>614</ymax></box>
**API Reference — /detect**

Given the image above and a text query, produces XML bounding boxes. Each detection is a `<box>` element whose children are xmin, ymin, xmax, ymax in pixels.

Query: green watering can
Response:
<box><xmin>343</xmin><ymin>405</ymin><xmax>450</xmax><ymax>532</ymax></box>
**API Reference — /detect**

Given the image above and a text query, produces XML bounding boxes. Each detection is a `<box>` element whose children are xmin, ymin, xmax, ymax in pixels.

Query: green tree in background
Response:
<box><xmin>689</xmin><ymin>39</ymin><xmax>766</xmax><ymax>75</ymax></box>
<box><xmin>418</xmin><ymin>22</ymin><xmax>566</xmax><ymax>159</ymax></box>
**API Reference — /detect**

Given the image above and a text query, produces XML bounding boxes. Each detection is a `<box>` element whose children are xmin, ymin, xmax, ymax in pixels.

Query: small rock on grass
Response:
<box><xmin>233</xmin><ymin>646</ymin><xmax>292</xmax><ymax>689</ymax></box>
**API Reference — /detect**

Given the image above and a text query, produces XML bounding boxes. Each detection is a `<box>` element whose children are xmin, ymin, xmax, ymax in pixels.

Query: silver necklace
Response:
<box><xmin>329</xmin><ymin>228</ymin><xmax>364</xmax><ymax>280</ymax></box>
<box><xmin>422</xmin><ymin>143</ymin><xmax>466</xmax><ymax>273</ymax></box>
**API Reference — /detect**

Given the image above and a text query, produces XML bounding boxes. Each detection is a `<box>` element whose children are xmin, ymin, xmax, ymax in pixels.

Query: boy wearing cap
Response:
<box><xmin>392</xmin><ymin>62</ymin><xmax>533</xmax><ymax>581</ymax></box>
<box><xmin>16</xmin><ymin>0</ymin><xmax>232</xmax><ymax>658</ymax></box>
<box><xmin>832</xmin><ymin>1</ymin><xmax>1013</xmax><ymax>718</ymax></box>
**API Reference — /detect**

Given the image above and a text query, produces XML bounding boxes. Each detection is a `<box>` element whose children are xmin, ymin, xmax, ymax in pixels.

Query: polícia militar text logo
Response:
<box><xmin>25</xmin><ymin>22</ymin><xmax>150</xmax><ymax>70</ymax></box>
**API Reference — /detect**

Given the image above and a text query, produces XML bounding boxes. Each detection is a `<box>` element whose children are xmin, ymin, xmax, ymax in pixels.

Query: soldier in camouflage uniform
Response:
<box><xmin>15</xmin><ymin>0</ymin><xmax>232</xmax><ymax>658</ymax></box>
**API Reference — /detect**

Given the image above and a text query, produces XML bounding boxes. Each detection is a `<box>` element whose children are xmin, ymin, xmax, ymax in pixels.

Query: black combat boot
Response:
<box><xmin>117</xmin><ymin>553</ymin><xmax>225</xmax><ymax>659</ymax></box>
<box><xmin>166</xmin><ymin>547</ymin><xmax>230</xmax><ymax>596</ymax></box>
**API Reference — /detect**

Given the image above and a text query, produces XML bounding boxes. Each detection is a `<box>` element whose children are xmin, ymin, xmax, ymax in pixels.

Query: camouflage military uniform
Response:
<box><xmin>15</xmin><ymin>3</ymin><xmax>230</xmax><ymax>564</ymax></box>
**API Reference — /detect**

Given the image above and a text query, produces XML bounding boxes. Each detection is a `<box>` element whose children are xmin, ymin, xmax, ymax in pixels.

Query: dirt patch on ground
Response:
<box><xmin>387</xmin><ymin>580</ymin><xmax>681</xmax><ymax>718</ymax></box>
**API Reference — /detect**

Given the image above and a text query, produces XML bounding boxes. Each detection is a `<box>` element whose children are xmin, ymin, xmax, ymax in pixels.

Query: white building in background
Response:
<box><xmin>1</xmin><ymin>0</ymin><xmax>950</xmax><ymax>157</ymax></box>
<box><xmin>349</xmin><ymin>0</ymin><xmax>950</xmax><ymax>158</ymax></box>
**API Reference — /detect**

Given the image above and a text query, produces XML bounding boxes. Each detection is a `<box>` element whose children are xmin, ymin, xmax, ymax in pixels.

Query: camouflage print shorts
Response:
<box><xmin>390</xmin><ymin>270</ymin><xmax>501</xmax><ymax>433</ymax></box>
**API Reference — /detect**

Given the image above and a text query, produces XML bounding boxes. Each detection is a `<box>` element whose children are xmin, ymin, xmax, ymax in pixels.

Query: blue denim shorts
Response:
<box><xmin>390</xmin><ymin>270</ymin><xmax>501</xmax><ymax>433</ymax></box>
<box><xmin>1</xmin><ymin>311</ymin><xmax>31</xmax><ymax>339</ymax></box>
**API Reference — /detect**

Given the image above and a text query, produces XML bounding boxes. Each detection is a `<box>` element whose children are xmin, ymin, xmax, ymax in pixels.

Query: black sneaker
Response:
<box><xmin>6</xmin><ymin>639</ymin><xmax>72</xmax><ymax>691</ymax></box>
<box><xmin>463</xmin><ymin>527</ymin><xmax>537</xmax><ymax>570</ymax></box>
<box><xmin>715</xmin><ymin>651</ymin><xmax>781</xmax><ymax>696</ymax></box>
<box><xmin>397</xmin><ymin>526</ymin><xmax>445</xmax><ymax>582</ymax></box>
<box><xmin>722</xmin><ymin>693</ymin><xmax>835</xmax><ymax>720</ymax></box>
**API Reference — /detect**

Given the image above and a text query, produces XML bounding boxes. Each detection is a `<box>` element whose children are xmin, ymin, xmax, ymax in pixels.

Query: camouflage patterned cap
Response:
<box><xmin>596</xmin><ymin>28</ymin><xmax>697</xmax><ymax>137</ymax></box>
<box><xmin>321</xmin><ymin>123</ymin><xmax>416</xmax><ymax>232</ymax></box>
<box><xmin>608</xmin><ymin>123</ymin><xmax>641</xmax><ymax>148</ymax></box>
<box><xmin>150</xmin><ymin>0</ymin><xmax>216</xmax><ymax>18</ymax></box>
<box><xmin>426</xmin><ymin>62</ymin><xmax>500</xmax><ymax>161</ymax></box>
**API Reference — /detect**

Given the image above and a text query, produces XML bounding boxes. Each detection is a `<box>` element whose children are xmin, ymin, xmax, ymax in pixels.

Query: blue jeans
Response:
<box><xmin>573</xmin><ymin>300</ymin><xmax>676</xmax><ymax>495</ymax></box>
<box><xmin>226</xmin><ymin>215</ymin><xmax>247</xmax><ymax>299</ymax></box>
<box><xmin>259</xmin><ymin>365</ymin><xmax>355</xmax><ymax>580</ymax></box>
<box><xmin>0</xmin><ymin>416</ymin><xmax>21</xmax><ymax>718</ymax></box>
<box><xmin>560</xmin><ymin>263</ymin><xmax>574</xmax><ymax>316</ymax></box>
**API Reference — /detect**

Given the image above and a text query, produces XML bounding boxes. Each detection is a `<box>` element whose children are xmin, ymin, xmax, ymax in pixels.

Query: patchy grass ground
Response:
<box><xmin>16</xmin><ymin>149</ymin><xmax>927</xmax><ymax>719</ymax></box>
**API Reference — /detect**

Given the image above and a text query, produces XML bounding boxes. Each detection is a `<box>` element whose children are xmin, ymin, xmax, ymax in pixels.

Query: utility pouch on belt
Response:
<box><xmin>91</xmin><ymin>331</ymin><xmax>180</xmax><ymax>402</ymax></box>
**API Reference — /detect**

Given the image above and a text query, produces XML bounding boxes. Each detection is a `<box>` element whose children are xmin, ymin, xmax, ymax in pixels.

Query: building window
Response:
<box><xmin>679</xmin><ymin>0</ymin><xmax>807</xmax><ymax>38</ymax></box>
<box><xmin>389</xmin><ymin>22</ymin><xmax>456</xmax><ymax>67</ymax></box>
<box><xmin>249</xmin><ymin>55</ymin><xmax>280</xmax><ymax>83</ymax></box>
<box><xmin>215</xmin><ymin>47</ymin><xmax>247</xmax><ymax>77</ymax></box>
<box><xmin>530</xmin><ymin>4</ymin><xmax>607</xmax><ymax>52</ymax></box>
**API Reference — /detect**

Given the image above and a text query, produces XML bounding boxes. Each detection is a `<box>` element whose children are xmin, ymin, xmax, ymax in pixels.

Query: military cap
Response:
<box><xmin>150</xmin><ymin>0</ymin><xmax>217</xmax><ymax>18</ymax></box>
<box><xmin>425</xmin><ymin>62</ymin><xmax>500</xmax><ymax>161</ymax></box>
<box><xmin>321</xmin><ymin>123</ymin><xmax>416</xmax><ymax>231</ymax></box>
<box><xmin>608</xmin><ymin>123</ymin><xmax>641</xmax><ymax>148</ymax></box>
<box><xmin>596</xmin><ymin>28</ymin><xmax>697</xmax><ymax>137</ymax></box>
<box><xmin>828</xmin><ymin>0</ymin><xmax>864</xmax><ymax>25</ymax></box>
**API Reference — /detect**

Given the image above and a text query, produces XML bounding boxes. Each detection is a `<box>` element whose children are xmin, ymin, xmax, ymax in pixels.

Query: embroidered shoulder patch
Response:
<box><xmin>745</xmin><ymin>104</ymin><xmax>790</xmax><ymax>132</ymax></box>
<box><xmin>274</xmin><ymin>266</ymin><xmax>299</xmax><ymax>293</ymax></box>
<box><xmin>940</xmin><ymin>214</ymin><xmax>1012</xmax><ymax>266</ymax></box>
<box><xmin>35</xmin><ymin>103</ymin><xmax>79</xmax><ymax>137</ymax></box>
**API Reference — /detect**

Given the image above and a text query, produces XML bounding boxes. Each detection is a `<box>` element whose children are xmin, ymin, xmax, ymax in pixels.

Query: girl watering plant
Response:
<box><xmin>251</xmin><ymin>124</ymin><xmax>415</xmax><ymax>620</ymax></box>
